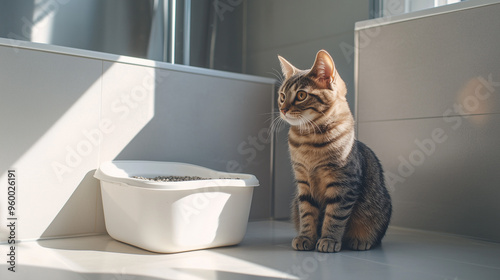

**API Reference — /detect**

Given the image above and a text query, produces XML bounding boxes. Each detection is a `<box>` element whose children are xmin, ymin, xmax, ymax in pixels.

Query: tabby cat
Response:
<box><xmin>277</xmin><ymin>50</ymin><xmax>392</xmax><ymax>253</ymax></box>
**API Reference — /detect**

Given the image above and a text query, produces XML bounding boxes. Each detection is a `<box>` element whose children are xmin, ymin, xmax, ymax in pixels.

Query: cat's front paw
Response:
<box><xmin>292</xmin><ymin>236</ymin><xmax>316</xmax><ymax>251</ymax></box>
<box><xmin>316</xmin><ymin>238</ymin><xmax>342</xmax><ymax>253</ymax></box>
<box><xmin>348</xmin><ymin>239</ymin><xmax>373</xmax><ymax>251</ymax></box>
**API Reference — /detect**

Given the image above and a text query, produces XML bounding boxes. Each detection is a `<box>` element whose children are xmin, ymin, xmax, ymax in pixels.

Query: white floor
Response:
<box><xmin>2</xmin><ymin>220</ymin><xmax>500</xmax><ymax>280</ymax></box>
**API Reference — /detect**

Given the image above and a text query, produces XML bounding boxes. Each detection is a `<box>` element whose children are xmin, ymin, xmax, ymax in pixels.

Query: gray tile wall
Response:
<box><xmin>356</xmin><ymin>2</ymin><xmax>500</xmax><ymax>242</ymax></box>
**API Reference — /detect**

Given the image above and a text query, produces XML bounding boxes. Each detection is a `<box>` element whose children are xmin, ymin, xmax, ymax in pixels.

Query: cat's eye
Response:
<box><xmin>279</xmin><ymin>92</ymin><xmax>285</xmax><ymax>103</ymax></box>
<box><xmin>296</xmin><ymin>90</ymin><xmax>308</xmax><ymax>101</ymax></box>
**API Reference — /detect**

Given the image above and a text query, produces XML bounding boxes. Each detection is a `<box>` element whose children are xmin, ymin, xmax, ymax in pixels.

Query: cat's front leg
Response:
<box><xmin>292</xmin><ymin>189</ymin><xmax>320</xmax><ymax>251</ymax></box>
<box><xmin>316</xmin><ymin>198</ymin><xmax>350</xmax><ymax>253</ymax></box>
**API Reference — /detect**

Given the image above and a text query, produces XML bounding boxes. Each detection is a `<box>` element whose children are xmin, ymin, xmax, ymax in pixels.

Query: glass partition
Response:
<box><xmin>373</xmin><ymin>0</ymin><xmax>465</xmax><ymax>17</ymax></box>
<box><xmin>0</xmin><ymin>0</ymin><xmax>246</xmax><ymax>73</ymax></box>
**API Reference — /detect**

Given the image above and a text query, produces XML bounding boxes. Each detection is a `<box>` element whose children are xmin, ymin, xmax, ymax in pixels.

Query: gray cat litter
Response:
<box><xmin>132</xmin><ymin>175</ymin><xmax>240</xmax><ymax>182</ymax></box>
<box><xmin>132</xmin><ymin>175</ymin><xmax>209</xmax><ymax>182</ymax></box>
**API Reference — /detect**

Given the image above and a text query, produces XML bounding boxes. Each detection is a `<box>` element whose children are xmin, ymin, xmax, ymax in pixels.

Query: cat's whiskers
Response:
<box><xmin>260</xmin><ymin>111</ymin><xmax>278</xmax><ymax>118</ymax></box>
<box><xmin>296</xmin><ymin>116</ymin><xmax>304</xmax><ymax>134</ymax></box>
<box><xmin>295</xmin><ymin>114</ymin><xmax>322</xmax><ymax>136</ymax></box>
<box><xmin>301</xmin><ymin>116</ymin><xmax>312</xmax><ymax>134</ymax></box>
<box><xmin>263</xmin><ymin>112</ymin><xmax>280</xmax><ymax>126</ymax></box>
<box><xmin>268</xmin><ymin>68</ymin><xmax>285</xmax><ymax>84</ymax></box>
<box><xmin>271</xmin><ymin>116</ymin><xmax>283</xmax><ymax>132</ymax></box>
<box><xmin>298</xmin><ymin>115</ymin><xmax>313</xmax><ymax>135</ymax></box>
<box><xmin>268</xmin><ymin>113</ymin><xmax>288</xmax><ymax>142</ymax></box>
<box><xmin>308</xmin><ymin>118</ymin><xmax>322</xmax><ymax>135</ymax></box>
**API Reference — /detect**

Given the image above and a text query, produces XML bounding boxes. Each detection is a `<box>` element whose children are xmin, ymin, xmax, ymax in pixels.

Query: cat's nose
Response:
<box><xmin>281</xmin><ymin>108</ymin><xmax>289</xmax><ymax>115</ymax></box>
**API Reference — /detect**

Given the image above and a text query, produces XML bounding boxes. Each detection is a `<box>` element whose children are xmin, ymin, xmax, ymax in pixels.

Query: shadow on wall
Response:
<box><xmin>0</xmin><ymin>48</ymin><xmax>112</xmax><ymax>241</ymax></box>
<box><xmin>0</xmin><ymin>51</ymin><xmax>111</xmax><ymax>188</ymax></box>
<box><xmin>40</xmin><ymin>171</ymin><xmax>103</xmax><ymax>238</ymax></box>
<box><xmin>0</xmin><ymin>50</ymin><xmax>159</xmax><ymax>241</ymax></box>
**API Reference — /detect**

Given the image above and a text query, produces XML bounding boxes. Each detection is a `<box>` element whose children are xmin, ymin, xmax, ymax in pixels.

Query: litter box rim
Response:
<box><xmin>94</xmin><ymin>160</ymin><xmax>259</xmax><ymax>190</ymax></box>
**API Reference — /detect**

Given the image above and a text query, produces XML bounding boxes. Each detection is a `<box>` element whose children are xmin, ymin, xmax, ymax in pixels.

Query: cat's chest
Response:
<box><xmin>289</xmin><ymin>146</ymin><xmax>326</xmax><ymax>167</ymax></box>
<box><xmin>288</xmin><ymin>134</ymin><xmax>332</xmax><ymax>164</ymax></box>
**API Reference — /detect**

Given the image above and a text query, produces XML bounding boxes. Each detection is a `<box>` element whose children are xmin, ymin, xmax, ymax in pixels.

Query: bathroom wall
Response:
<box><xmin>0</xmin><ymin>0</ymin><xmax>154</xmax><ymax>58</ymax></box>
<box><xmin>0</xmin><ymin>38</ymin><xmax>275</xmax><ymax>241</ymax></box>
<box><xmin>244</xmin><ymin>0</ymin><xmax>372</xmax><ymax>218</ymax></box>
<box><xmin>356</xmin><ymin>0</ymin><xmax>500</xmax><ymax>242</ymax></box>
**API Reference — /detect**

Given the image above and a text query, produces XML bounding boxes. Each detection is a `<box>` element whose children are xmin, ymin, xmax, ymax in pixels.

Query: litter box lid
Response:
<box><xmin>94</xmin><ymin>160</ymin><xmax>259</xmax><ymax>190</ymax></box>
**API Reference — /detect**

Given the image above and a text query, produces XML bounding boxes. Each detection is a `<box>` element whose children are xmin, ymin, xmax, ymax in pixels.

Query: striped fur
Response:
<box><xmin>278</xmin><ymin>50</ymin><xmax>392</xmax><ymax>252</ymax></box>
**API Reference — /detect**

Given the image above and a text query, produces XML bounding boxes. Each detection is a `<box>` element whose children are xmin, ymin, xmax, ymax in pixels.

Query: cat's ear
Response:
<box><xmin>278</xmin><ymin>55</ymin><xmax>298</xmax><ymax>80</ymax></box>
<box><xmin>309</xmin><ymin>50</ymin><xmax>336</xmax><ymax>89</ymax></box>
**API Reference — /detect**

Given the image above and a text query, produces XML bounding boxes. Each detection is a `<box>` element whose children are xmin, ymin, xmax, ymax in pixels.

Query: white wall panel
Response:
<box><xmin>356</xmin><ymin>1</ymin><xmax>500</xmax><ymax>241</ymax></box>
<box><xmin>357</xmin><ymin>2</ymin><xmax>500</xmax><ymax>122</ymax></box>
<box><xmin>0</xmin><ymin>45</ymin><xmax>103</xmax><ymax>240</ymax></box>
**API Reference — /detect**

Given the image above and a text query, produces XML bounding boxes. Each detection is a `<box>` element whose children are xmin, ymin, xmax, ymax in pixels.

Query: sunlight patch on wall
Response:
<box><xmin>0</xmin><ymin>56</ymin><xmax>161</xmax><ymax>241</ymax></box>
<box><xmin>99</xmin><ymin>61</ymin><xmax>165</xmax><ymax>162</ymax></box>
<box><xmin>0</xmin><ymin>76</ymin><xmax>102</xmax><ymax>240</ymax></box>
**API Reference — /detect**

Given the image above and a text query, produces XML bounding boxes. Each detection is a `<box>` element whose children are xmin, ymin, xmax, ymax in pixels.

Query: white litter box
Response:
<box><xmin>94</xmin><ymin>160</ymin><xmax>259</xmax><ymax>253</ymax></box>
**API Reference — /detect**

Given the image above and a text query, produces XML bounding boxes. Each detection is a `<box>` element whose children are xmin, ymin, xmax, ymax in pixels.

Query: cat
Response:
<box><xmin>276</xmin><ymin>50</ymin><xmax>392</xmax><ymax>253</ymax></box>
